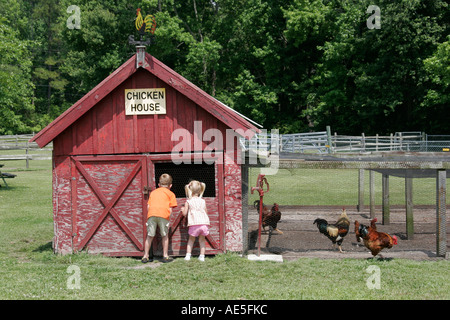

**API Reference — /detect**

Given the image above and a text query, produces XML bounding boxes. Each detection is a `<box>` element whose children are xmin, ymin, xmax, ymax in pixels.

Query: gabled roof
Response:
<box><xmin>31</xmin><ymin>52</ymin><xmax>261</xmax><ymax>148</ymax></box>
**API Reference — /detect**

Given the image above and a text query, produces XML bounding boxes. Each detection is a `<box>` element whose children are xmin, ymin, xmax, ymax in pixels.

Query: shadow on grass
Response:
<box><xmin>33</xmin><ymin>241</ymin><xmax>53</xmax><ymax>253</ymax></box>
<box><xmin>366</xmin><ymin>257</ymin><xmax>394</xmax><ymax>262</ymax></box>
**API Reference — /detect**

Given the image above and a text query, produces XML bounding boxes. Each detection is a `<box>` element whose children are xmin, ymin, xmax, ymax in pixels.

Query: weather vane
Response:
<box><xmin>128</xmin><ymin>8</ymin><xmax>156</xmax><ymax>47</ymax></box>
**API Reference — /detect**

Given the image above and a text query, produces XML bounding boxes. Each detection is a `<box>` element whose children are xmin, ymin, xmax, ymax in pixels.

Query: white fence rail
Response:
<box><xmin>0</xmin><ymin>134</ymin><xmax>52</xmax><ymax>168</ymax></box>
<box><xmin>281</xmin><ymin>131</ymin><xmax>329</xmax><ymax>153</ymax></box>
<box><xmin>2</xmin><ymin>130</ymin><xmax>449</xmax><ymax>163</ymax></box>
<box><xmin>0</xmin><ymin>134</ymin><xmax>52</xmax><ymax>150</ymax></box>
<box><xmin>332</xmin><ymin>132</ymin><xmax>424</xmax><ymax>152</ymax></box>
<box><xmin>242</xmin><ymin>129</ymin><xmax>450</xmax><ymax>154</ymax></box>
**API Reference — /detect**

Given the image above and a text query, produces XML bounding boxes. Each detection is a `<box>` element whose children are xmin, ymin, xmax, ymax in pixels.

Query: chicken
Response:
<box><xmin>135</xmin><ymin>8</ymin><xmax>156</xmax><ymax>36</ymax></box>
<box><xmin>313</xmin><ymin>208</ymin><xmax>350</xmax><ymax>253</ymax></box>
<box><xmin>355</xmin><ymin>218</ymin><xmax>398</xmax><ymax>258</ymax></box>
<box><xmin>253</xmin><ymin>200</ymin><xmax>282</xmax><ymax>248</ymax></box>
<box><xmin>253</xmin><ymin>200</ymin><xmax>283</xmax><ymax>234</ymax></box>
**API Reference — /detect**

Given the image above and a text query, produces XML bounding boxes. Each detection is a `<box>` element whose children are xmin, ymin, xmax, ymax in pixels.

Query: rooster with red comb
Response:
<box><xmin>355</xmin><ymin>218</ymin><xmax>398</xmax><ymax>258</ymax></box>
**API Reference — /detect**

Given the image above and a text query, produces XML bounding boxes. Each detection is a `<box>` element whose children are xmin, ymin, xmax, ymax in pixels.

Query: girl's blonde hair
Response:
<box><xmin>185</xmin><ymin>180</ymin><xmax>206</xmax><ymax>198</ymax></box>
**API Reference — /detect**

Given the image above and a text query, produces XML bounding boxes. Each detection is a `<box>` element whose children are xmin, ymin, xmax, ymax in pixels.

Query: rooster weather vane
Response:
<box><xmin>128</xmin><ymin>8</ymin><xmax>156</xmax><ymax>47</ymax></box>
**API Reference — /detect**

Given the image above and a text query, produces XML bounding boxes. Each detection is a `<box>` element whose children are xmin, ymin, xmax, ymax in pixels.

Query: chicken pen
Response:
<box><xmin>242</xmin><ymin>153</ymin><xmax>449</xmax><ymax>259</ymax></box>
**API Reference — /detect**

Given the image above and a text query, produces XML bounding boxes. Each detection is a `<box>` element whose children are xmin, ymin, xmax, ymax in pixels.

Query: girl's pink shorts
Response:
<box><xmin>188</xmin><ymin>225</ymin><xmax>209</xmax><ymax>237</ymax></box>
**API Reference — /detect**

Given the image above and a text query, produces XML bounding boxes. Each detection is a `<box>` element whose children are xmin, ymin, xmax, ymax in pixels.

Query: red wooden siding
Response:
<box><xmin>224</xmin><ymin>152</ymin><xmax>243</xmax><ymax>252</ymax></box>
<box><xmin>52</xmin><ymin>153</ymin><xmax>227</xmax><ymax>256</ymax></box>
<box><xmin>31</xmin><ymin>53</ymin><xmax>259</xmax><ymax>149</ymax></box>
<box><xmin>63</xmin><ymin>155</ymin><xmax>147</xmax><ymax>255</ymax></box>
<box><xmin>53</xmin><ymin>69</ymin><xmax>230</xmax><ymax>156</ymax></box>
<box><xmin>52</xmin><ymin>156</ymin><xmax>73</xmax><ymax>255</ymax></box>
<box><xmin>37</xmin><ymin>52</ymin><xmax>257</xmax><ymax>256</ymax></box>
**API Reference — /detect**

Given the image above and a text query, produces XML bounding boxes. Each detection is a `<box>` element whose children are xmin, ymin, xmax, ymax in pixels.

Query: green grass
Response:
<box><xmin>1</xmin><ymin>251</ymin><xmax>449</xmax><ymax>300</ymax></box>
<box><xmin>0</xmin><ymin>159</ymin><xmax>448</xmax><ymax>300</ymax></box>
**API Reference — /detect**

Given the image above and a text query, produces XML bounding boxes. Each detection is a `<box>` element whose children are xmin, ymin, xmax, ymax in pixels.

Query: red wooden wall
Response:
<box><xmin>51</xmin><ymin>68</ymin><xmax>244</xmax><ymax>256</ymax></box>
<box><xmin>53</xmin><ymin>69</ymin><xmax>228</xmax><ymax>156</ymax></box>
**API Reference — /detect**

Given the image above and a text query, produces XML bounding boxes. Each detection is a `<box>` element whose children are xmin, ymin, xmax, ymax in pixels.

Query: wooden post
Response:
<box><xmin>241</xmin><ymin>164</ymin><xmax>249</xmax><ymax>255</ymax></box>
<box><xmin>382</xmin><ymin>173</ymin><xmax>390</xmax><ymax>224</ymax></box>
<box><xmin>326</xmin><ymin>126</ymin><xmax>332</xmax><ymax>154</ymax></box>
<box><xmin>361</xmin><ymin>133</ymin><xmax>366</xmax><ymax>152</ymax></box>
<box><xmin>436</xmin><ymin>169</ymin><xmax>447</xmax><ymax>257</ymax></box>
<box><xmin>421</xmin><ymin>132</ymin><xmax>426</xmax><ymax>152</ymax></box>
<box><xmin>375</xmin><ymin>134</ymin><xmax>379</xmax><ymax>152</ymax></box>
<box><xmin>369</xmin><ymin>170</ymin><xmax>375</xmax><ymax>219</ymax></box>
<box><xmin>358</xmin><ymin>169</ymin><xmax>364</xmax><ymax>212</ymax></box>
<box><xmin>25</xmin><ymin>141</ymin><xmax>29</xmax><ymax>169</ymax></box>
<box><xmin>405</xmin><ymin>172</ymin><xmax>414</xmax><ymax>239</ymax></box>
<box><xmin>334</xmin><ymin>132</ymin><xmax>337</xmax><ymax>150</ymax></box>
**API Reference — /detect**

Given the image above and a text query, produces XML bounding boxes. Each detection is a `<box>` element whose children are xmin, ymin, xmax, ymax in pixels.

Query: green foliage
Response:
<box><xmin>421</xmin><ymin>36</ymin><xmax>450</xmax><ymax>132</ymax></box>
<box><xmin>0</xmin><ymin>0</ymin><xmax>448</xmax><ymax>134</ymax></box>
<box><xmin>0</xmin><ymin>16</ymin><xmax>35</xmax><ymax>134</ymax></box>
<box><xmin>303</xmin><ymin>0</ymin><xmax>449</xmax><ymax>134</ymax></box>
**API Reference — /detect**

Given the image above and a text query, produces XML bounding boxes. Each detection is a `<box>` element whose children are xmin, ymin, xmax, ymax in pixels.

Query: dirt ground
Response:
<box><xmin>247</xmin><ymin>205</ymin><xmax>449</xmax><ymax>261</ymax></box>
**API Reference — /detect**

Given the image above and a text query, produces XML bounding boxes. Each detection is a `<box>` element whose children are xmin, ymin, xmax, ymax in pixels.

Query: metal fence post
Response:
<box><xmin>382</xmin><ymin>174</ymin><xmax>390</xmax><ymax>224</ymax></box>
<box><xmin>405</xmin><ymin>172</ymin><xmax>414</xmax><ymax>239</ymax></box>
<box><xmin>436</xmin><ymin>169</ymin><xmax>447</xmax><ymax>257</ymax></box>
<box><xmin>358</xmin><ymin>169</ymin><xmax>364</xmax><ymax>212</ymax></box>
<box><xmin>369</xmin><ymin>170</ymin><xmax>375</xmax><ymax>219</ymax></box>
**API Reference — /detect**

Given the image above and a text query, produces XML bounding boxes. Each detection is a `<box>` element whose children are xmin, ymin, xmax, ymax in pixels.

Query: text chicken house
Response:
<box><xmin>125</xmin><ymin>88</ymin><xmax>166</xmax><ymax>115</ymax></box>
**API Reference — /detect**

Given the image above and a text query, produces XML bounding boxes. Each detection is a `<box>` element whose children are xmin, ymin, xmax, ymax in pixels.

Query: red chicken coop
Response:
<box><xmin>31</xmin><ymin>48</ymin><xmax>260</xmax><ymax>256</ymax></box>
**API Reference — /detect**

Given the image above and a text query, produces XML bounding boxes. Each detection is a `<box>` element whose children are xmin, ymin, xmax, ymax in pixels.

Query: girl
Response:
<box><xmin>181</xmin><ymin>180</ymin><xmax>209</xmax><ymax>261</ymax></box>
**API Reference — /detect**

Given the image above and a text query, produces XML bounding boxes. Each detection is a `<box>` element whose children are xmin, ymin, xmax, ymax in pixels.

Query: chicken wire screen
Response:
<box><xmin>246</xmin><ymin>167</ymin><xmax>449</xmax><ymax>257</ymax></box>
<box><xmin>249</xmin><ymin>168</ymin><xmax>362</xmax><ymax>206</ymax></box>
<box><xmin>248</xmin><ymin>168</ymin><xmax>449</xmax><ymax>206</ymax></box>
<box><xmin>154</xmin><ymin>162</ymin><xmax>216</xmax><ymax>198</ymax></box>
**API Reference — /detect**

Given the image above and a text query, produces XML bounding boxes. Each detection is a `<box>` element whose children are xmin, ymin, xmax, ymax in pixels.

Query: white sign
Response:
<box><xmin>125</xmin><ymin>88</ymin><xmax>166</xmax><ymax>115</ymax></box>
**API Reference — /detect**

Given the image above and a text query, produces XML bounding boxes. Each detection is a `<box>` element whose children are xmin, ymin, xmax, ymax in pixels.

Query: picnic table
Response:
<box><xmin>0</xmin><ymin>164</ymin><xmax>16</xmax><ymax>188</ymax></box>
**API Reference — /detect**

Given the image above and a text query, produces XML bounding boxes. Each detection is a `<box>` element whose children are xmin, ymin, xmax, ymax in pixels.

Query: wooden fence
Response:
<box><xmin>0</xmin><ymin>134</ymin><xmax>52</xmax><ymax>168</ymax></box>
<box><xmin>242</xmin><ymin>129</ymin><xmax>450</xmax><ymax>154</ymax></box>
<box><xmin>332</xmin><ymin>132</ymin><xmax>424</xmax><ymax>153</ymax></box>
<box><xmin>2</xmin><ymin>129</ymin><xmax>449</xmax><ymax>166</ymax></box>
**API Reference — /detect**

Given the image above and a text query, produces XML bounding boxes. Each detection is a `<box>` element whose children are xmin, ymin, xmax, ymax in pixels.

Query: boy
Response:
<box><xmin>142</xmin><ymin>173</ymin><xmax>177</xmax><ymax>263</ymax></box>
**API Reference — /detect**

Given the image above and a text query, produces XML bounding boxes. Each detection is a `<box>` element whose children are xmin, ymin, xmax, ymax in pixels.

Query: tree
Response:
<box><xmin>0</xmin><ymin>16</ymin><xmax>35</xmax><ymax>134</ymax></box>
<box><xmin>422</xmin><ymin>36</ymin><xmax>450</xmax><ymax>133</ymax></box>
<box><xmin>303</xmin><ymin>0</ymin><xmax>449</xmax><ymax>134</ymax></box>
<box><xmin>31</xmin><ymin>0</ymin><xmax>68</xmax><ymax>117</ymax></box>
<box><xmin>0</xmin><ymin>0</ymin><xmax>448</xmax><ymax>134</ymax></box>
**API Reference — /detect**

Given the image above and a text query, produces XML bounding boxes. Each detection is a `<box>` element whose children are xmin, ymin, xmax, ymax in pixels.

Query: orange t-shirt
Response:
<box><xmin>147</xmin><ymin>187</ymin><xmax>177</xmax><ymax>220</ymax></box>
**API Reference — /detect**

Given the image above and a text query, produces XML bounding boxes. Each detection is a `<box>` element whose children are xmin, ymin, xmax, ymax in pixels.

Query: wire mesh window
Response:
<box><xmin>154</xmin><ymin>162</ymin><xmax>216</xmax><ymax>198</ymax></box>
